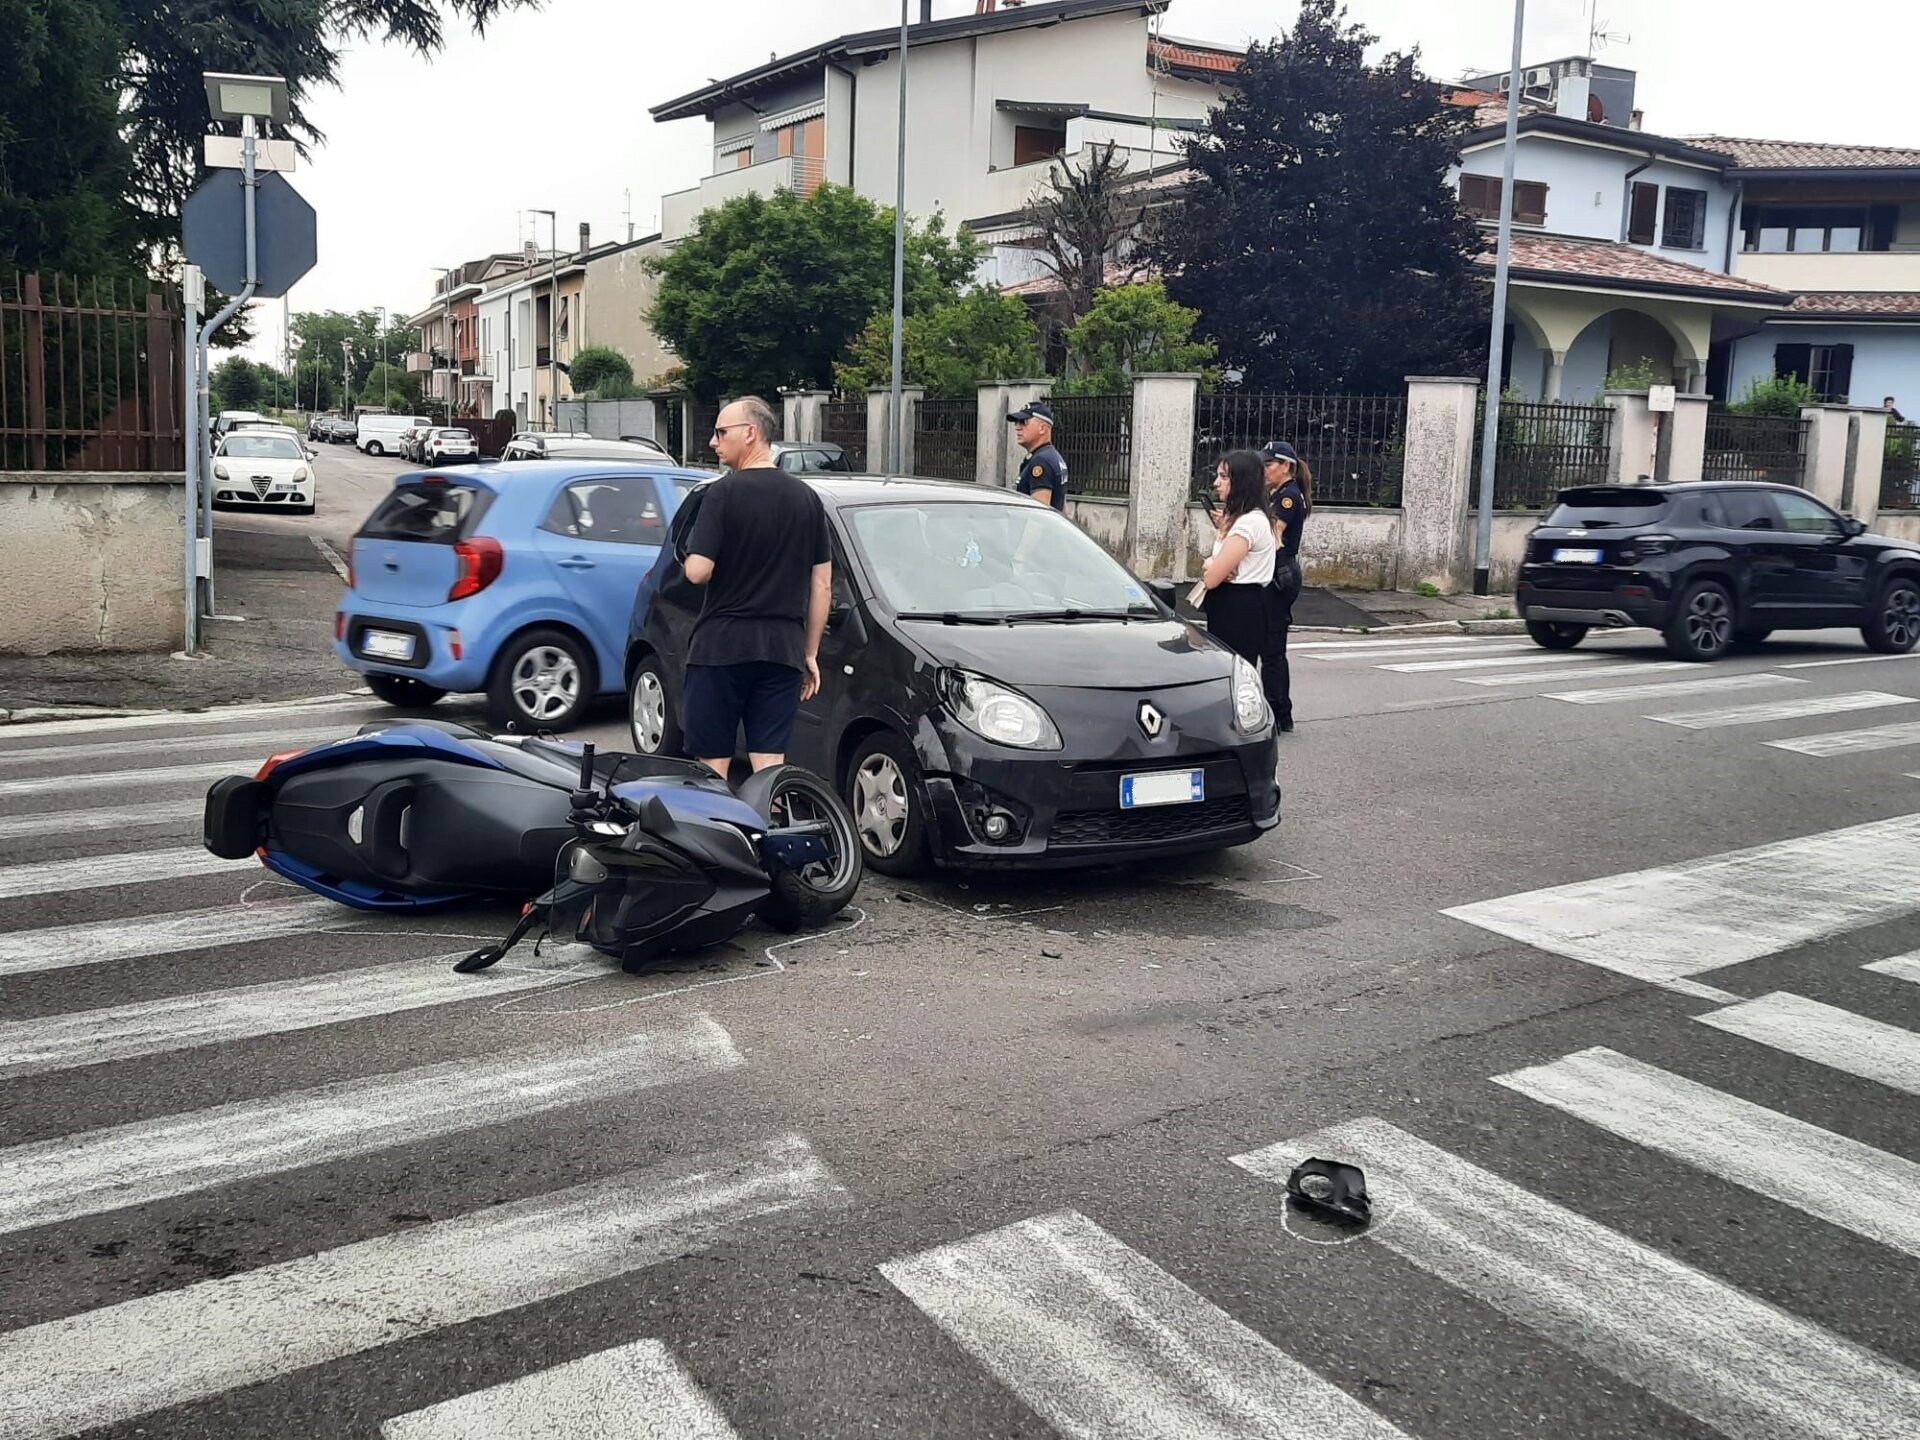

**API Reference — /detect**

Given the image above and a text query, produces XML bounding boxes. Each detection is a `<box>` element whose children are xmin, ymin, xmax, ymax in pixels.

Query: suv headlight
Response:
<box><xmin>1232</xmin><ymin>655</ymin><xmax>1270</xmax><ymax>733</ymax></box>
<box><xmin>939</xmin><ymin>669</ymin><xmax>1062</xmax><ymax>750</ymax></box>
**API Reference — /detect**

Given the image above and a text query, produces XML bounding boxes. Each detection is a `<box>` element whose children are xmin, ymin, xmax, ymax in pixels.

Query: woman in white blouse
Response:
<box><xmin>1198</xmin><ymin>449</ymin><xmax>1277</xmax><ymax>673</ymax></box>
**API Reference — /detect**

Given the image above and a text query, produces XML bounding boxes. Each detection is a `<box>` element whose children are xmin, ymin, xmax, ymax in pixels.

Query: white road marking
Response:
<box><xmin>1307</xmin><ymin>643</ymin><xmax>1535</xmax><ymax>663</ymax></box>
<box><xmin>1545</xmin><ymin>673</ymin><xmax>1803</xmax><ymax>704</ymax></box>
<box><xmin>1291</xmin><ymin>636</ymin><xmax>1518</xmax><ymax>653</ymax></box>
<box><xmin>881</xmin><ymin>1208</ymin><xmax>1407</xmax><ymax>1440</ymax></box>
<box><xmin>381</xmin><ymin>1339</ymin><xmax>740</xmax><ymax>1440</ymax></box>
<box><xmin>1233</xmin><ymin>1117</ymin><xmax>1920</xmax><ymax>1440</ymax></box>
<box><xmin>1456</xmin><ymin>661</ymin><xmax>1692</xmax><ymax>686</ymax></box>
<box><xmin>1650</xmin><ymin>690</ymin><xmax>1918</xmax><ymax>730</ymax></box>
<box><xmin>0</xmin><ymin>1017</ymin><xmax>744</xmax><ymax>1236</ymax></box>
<box><xmin>0</xmin><ymin>897</ymin><xmax>351</xmax><ymax>977</ymax></box>
<box><xmin>1444</xmin><ymin>813</ymin><xmax>1920</xmax><ymax>980</ymax></box>
<box><xmin>1765</xmin><ymin>718</ymin><xmax>1920</xmax><ymax>756</ymax></box>
<box><xmin>0</xmin><ymin>798</ymin><xmax>199</xmax><ymax>842</ymax></box>
<box><xmin>0</xmin><ymin>759</ymin><xmax>252</xmax><ymax>797</ymax></box>
<box><xmin>1696</xmin><ymin>992</ymin><xmax>1920</xmax><ymax>1096</ymax></box>
<box><xmin>1662</xmin><ymin>978</ymin><xmax>1745</xmax><ymax>1003</ymax></box>
<box><xmin>1495</xmin><ymin>1046</ymin><xmax>1920</xmax><ymax>1258</ymax></box>
<box><xmin>1780</xmin><ymin>652</ymin><xmax>1920</xmax><ymax>670</ymax></box>
<box><xmin>0</xmin><ymin>724</ymin><xmax>339</xmax><ymax>769</ymax></box>
<box><xmin>0</xmin><ymin>845</ymin><xmax>242</xmax><ymax>901</ymax></box>
<box><xmin>1380</xmin><ymin>652</ymin><xmax>1609</xmax><ymax>673</ymax></box>
<box><xmin>0</xmin><ymin>1135</ymin><xmax>834</xmax><ymax>1440</ymax></box>
<box><xmin>1864</xmin><ymin>953</ymin><xmax>1920</xmax><ymax>986</ymax></box>
<box><xmin>0</xmin><ymin>952</ymin><xmax>584</xmax><ymax>1078</ymax></box>
<box><xmin>0</xmin><ymin>696</ymin><xmax>385</xmax><ymax>741</ymax></box>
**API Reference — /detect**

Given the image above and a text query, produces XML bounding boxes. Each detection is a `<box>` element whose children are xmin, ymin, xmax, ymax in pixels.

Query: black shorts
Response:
<box><xmin>682</xmin><ymin>661</ymin><xmax>804</xmax><ymax>758</ymax></box>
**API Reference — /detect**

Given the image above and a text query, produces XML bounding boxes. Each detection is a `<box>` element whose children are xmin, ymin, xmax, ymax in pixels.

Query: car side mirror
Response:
<box><xmin>1845</xmin><ymin>516</ymin><xmax>1869</xmax><ymax>538</ymax></box>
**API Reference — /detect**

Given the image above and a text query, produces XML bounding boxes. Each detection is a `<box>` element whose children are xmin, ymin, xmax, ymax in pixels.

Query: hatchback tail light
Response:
<box><xmin>448</xmin><ymin>536</ymin><xmax>504</xmax><ymax>600</ymax></box>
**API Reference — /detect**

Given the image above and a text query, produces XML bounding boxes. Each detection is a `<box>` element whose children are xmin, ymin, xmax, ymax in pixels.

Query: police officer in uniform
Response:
<box><xmin>1259</xmin><ymin>439</ymin><xmax>1311</xmax><ymax>732</ymax></box>
<box><xmin>1008</xmin><ymin>400</ymin><xmax>1069</xmax><ymax>510</ymax></box>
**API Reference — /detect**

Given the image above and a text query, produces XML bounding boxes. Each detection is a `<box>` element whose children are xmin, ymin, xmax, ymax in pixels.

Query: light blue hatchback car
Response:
<box><xmin>335</xmin><ymin>461</ymin><xmax>711</xmax><ymax>730</ymax></box>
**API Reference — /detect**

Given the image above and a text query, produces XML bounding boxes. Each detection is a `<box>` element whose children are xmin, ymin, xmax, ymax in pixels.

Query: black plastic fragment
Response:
<box><xmin>1285</xmin><ymin>1157</ymin><xmax>1371</xmax><ymax>1225</ymax></box>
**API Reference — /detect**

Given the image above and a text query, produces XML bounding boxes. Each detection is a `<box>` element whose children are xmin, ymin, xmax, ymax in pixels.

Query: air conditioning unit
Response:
<box><xmin>1525</xmin><ymin>67</ymin><xmax>1552</xmax><ymax>87</ymax></box>
<box><xmin>522</xmin><ymin>241</ymin><xmax>540</xmax><ymax>266</ymax></box>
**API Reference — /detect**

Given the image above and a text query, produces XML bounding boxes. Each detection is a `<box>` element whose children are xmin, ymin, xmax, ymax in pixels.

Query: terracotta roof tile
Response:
<box><xmin>1482</xmin><ymin>232</ymin><xmax>1793</xmax><ymax>301</ymax></box>
<box><xmin>1688</xmin><ymin>136</ymin><xmax>1920</xmax><ymax>170</ymax></box>
<box><xmin>1148</xmin><ymin>37</ymin><xmax>1242</xmax><ymax>74</ymax></box>
<box><xmin>1787</xmin><ymin>291</ymin><xmax>1920</xmax><ymax>317</ymax></box>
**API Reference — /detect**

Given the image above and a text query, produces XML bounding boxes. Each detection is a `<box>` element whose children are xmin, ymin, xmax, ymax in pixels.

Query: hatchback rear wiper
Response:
<box><xmin>894</xmin><ymin>610</ymin><xmax>1007</xmax><ymax>625</ymax></box>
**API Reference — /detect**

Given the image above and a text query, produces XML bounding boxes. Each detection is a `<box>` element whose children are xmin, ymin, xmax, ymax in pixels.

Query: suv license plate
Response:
<box><xmin>1553</xmin><ymin>547</ymin><xmax>1603</xmax><ymax>564</ymax></box>
<box><xmin>361</xmin><ymin>630</ymin><xmax>415</xmax><ymax>661</ymax></box>
<box><xmin>1121</xmin><ymin>770</ymin><xmax>1204</xmax><ymax>809</ymax></box>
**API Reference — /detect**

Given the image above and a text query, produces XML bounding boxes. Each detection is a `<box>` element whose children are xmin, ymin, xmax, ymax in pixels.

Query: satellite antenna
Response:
<box><xmin>1588</xmin><ymin>4</ymin><xmax>1631</xmax><ymax>59</ymax></box>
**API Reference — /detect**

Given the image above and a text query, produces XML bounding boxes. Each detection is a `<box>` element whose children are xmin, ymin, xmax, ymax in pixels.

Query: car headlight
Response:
<box><xmin>293</xmin><ymin>466</ymin><xmax>311</xmax><ymax>483</ymax></box>
<box><xmin>1232</xmin><ymin>655</ymin><xmax>1269</xmax><ymax>733</ymax></box>
<box><xmin>939</xmin><ymin>669</ymin><xmax>1062</xmax><ymax>750</ymax></box>
<box><xmin>213</xmin><ymin>462</ymin><xmax>229</xmax><ymax>480</ymax></box>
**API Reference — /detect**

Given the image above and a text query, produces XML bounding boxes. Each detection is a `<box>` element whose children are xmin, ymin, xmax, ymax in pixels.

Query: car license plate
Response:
<box><xmin>271</xmin><ymin>479</ymin><xmax>299</xmax><ymax>491</ymax></box>
<box><xmin>1553</xmin><ymin>547</ymin><xmax>1603</xmax><ymax>564</ymax></box>
<box><xmin>1120</xmin><ymin>769</ymin><xmax>1204</xmax><ymax>809</ymax></box>
<box><xmin>361</xmin><ymin>630</ymin><xmax>415</xmax><ymax>661</ymax></box>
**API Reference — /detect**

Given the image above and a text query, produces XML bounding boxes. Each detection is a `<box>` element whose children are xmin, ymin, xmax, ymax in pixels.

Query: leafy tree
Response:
<box><xmin>648</xmin><ymin>184</ymin><xmax>981</xmax><ymax>400</ymax></box>
<box><xmin>291</xmin><ymin>309</ymin><xmax>420</xmax><ymax>392</ymax></box>
<box><xmin>212</xmin><ymin>354</ymin><xmax>263</xmax><ymax>409</ymax></box>
<box><xmin>1019</xmin><ymin>141</ymin><xmax>1149</xmax><ymax>328</ymax></box>
<box><xmin>1729</xmin><ymin>373</ymin><xmax>1815</xmax><ymax>418</ymax></box>
<box><xmin>293</xmin><ymin>357</ymin><xmax>338</xmax><ymax>412</ymax></box>
<box><xmin>569</xmin><ymin>345</ymin><xmax>637</xmax><ymax>398</ymax></box>
<box><xmin>1152</xmin><ymin>0</ymin><xmax>1487</xmax><ymax>393</ymax></box>
<box><xmin>835</xmin><ymin>289</ymin><xmax>1041</xmax><ymax>399</ymax></box>
<box><xmin>1057</xmin><ymin>281</ymin><xmax>1216</xmax><ymax>395</ymax></box>
<box><xmin>359</xmin><ymin>361</ymin><xmax>421</xmax><ymax>411</ymax></box>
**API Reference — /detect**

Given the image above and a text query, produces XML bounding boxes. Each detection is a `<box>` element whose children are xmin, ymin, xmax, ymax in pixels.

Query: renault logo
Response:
<box><xmin>1138</xmin><ymin>701</ymin><xmax>1165</xmax><ymax>738</ymax></box>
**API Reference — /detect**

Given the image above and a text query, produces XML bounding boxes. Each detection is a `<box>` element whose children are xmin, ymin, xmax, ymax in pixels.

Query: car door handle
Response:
<box><xmin>557</xmin><ymin>557</ymin><xmax>596</xmax><ymax>570</ymax></box>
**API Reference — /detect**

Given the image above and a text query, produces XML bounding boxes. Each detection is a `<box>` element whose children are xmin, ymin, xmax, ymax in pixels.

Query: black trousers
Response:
<box><xmin>1262</xmin><ymin>559</ymin><xmax>1300</xmax><ymax>726</ymax></box>
<box><xmin>1203</xmin><ymin>581</ymin><xmax>1269</xmax><ymax>666</ymax></box>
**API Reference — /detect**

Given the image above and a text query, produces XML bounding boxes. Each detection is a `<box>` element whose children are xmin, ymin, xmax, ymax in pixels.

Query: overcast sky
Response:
<box><xmin>246</xmin><ymin>0</ymin><xmax>1919</xmax><ymax>364</ymax></box>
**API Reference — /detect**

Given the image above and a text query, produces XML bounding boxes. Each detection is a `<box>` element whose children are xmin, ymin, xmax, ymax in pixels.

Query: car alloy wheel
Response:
<box><xmin>631</xmin><ymin>669</ymin><xmax>669</xmax><ymax>752</ymax></box>
<box><xmin>853</xmin><ymin>752</ymin><xmax>911</xmax><ymax>858</ymax></box>
<box><xmin>1883</xmin><ymin>586</ymin><xmax>1920</xmax><ymax>648</ymax></box>
<box><xmin>1684</xmin><ymin>588</ymin><xmax>1733</xmax><ymax>654</ymax></box>
<box><xmin>509</xmin><ymin>644</ymin><xmax>581</xmax><ymax>723</ymax></box>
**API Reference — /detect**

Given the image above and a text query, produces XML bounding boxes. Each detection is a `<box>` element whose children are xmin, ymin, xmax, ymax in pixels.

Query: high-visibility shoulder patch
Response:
<box><xmin>1280</xmin><ymin>495</ymin><xmax>1294</xmax><ymax>509</ymax></box>
<box><xmin>1031</xmin><ymin>464</ymin><xmax>1046</xmax><ymax>478</ymax></box>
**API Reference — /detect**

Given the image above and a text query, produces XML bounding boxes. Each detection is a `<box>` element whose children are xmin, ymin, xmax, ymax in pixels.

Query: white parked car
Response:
<box><xmin>355</xmin><ymin>413</ymin><xmax>433</xmax><ymax>457</ymax></box>
<box><xmin>423</xmin><ymin>427</ymin><xmax>479</xmax><ymax>465</ymax></box>
<box><xmin>211</xmin><ymin>431</ymin><xmax>318</xmax><ymax>514</ymax></box>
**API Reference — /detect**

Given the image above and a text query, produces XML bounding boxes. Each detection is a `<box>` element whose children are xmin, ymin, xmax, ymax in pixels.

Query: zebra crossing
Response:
<box><xmin>6</xmin><ymin>696</ymin><xmax>1920</xmax><ymax>1437</ymax></box>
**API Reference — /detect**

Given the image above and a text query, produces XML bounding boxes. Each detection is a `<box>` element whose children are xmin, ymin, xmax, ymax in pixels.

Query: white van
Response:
<box><xmin>355</xmin><ymin>413</ymin><xmax>432</xmax><ymax>457</ymax></box>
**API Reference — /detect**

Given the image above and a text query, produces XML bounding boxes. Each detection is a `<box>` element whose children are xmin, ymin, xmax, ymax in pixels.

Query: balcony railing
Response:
<box><xmin>662</xmin><ymin>155</ymin><xmax>807</xmax><ymax>241</ymax></box>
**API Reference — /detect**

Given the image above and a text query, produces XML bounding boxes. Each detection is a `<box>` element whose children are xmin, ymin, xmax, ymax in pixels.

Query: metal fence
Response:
<box><xmin>1882</xmin><ymin>422</ymin><xmax>1920</xmax><ymax>511</ymax></box>
<box><xmin>1</xmin><ymin>272</ymin><xmax>184</xmax><ymax>471</ymax></box>
<box><xmin>1052</xmin><ymin>393</ymin><xmax>1131</xmax><ymax>497</ymax></box>
<box><xmin>821</xmin><ymin>395</ymin><xmax>868</xmax><ymax>470</ymax></box>
<box><xmin>1193</xmin><ymin>392</ymin><xmax>1406</xmax><ymax>506</ymax></box>
<box><xmin>1473</xmin><ymin>400</ymin><xmax>1612</xmax><ymax>509</ymax></box>
<box><xmin>1702</xmin><ymin>410</ymin><xmax>1809</xmax><ymax>487</ymax></box>
<box><xmin>913</xmin><ymin>397</ymin><xmax>977</xmax><ymax>481</ymax></box>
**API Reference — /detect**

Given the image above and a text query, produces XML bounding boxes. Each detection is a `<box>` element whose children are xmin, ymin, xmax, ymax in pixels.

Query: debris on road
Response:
<box><xmin>1285</xmin><ymin>1157</ymin><xmax>1371</xmax><ymax>1225</ymax></box>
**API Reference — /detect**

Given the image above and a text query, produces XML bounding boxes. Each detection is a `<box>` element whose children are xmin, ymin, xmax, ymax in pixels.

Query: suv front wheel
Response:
<box><xmin>1663</xmin><ymin>580</ymin><xmax>1735</xmax><ymax>661</ymax></box>
<box><xmin>1863</xmin><ymin>576</ymin><xmax>1920</xmax><ymax>654</ymax></box>
<box><xmin>1526</xmin><ymin>619</ymin><xmax>1587</xmax><ymax>650</ymax></box>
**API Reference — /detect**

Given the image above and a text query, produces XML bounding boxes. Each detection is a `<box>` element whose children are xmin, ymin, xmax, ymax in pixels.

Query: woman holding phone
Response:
<box><xmin>1198</xmin><ymin>449</ymin><xmax>1277</xmax><ymax>687</ymax></box>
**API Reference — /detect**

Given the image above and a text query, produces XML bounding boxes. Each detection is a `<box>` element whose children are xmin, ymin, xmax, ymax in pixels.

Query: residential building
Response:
<box><xmin>407</xmin><ymin>252</ymin><xmax>525</xmax><ymax>417</ymax></box>
<box><xmin>1451</xmin><ymin>58</ymin><xmax>1920</xmax><ymax>411</ymax></box>
<box><xmin>647</xmin><ymin>0</ymin><xmax>1242</xmax><ymax>284</ymax></box>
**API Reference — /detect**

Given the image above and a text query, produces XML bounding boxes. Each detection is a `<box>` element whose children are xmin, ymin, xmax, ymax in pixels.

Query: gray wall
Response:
<box><xmin>0</xmin><ymin>474</ymin><xmax>185</xmax><ymax>654</ymax></box>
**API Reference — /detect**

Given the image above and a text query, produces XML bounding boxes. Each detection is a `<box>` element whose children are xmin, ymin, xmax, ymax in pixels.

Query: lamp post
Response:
<box><xmin>1472</xmin><ymin>0</ymin><xmax>1527</xmax><ymax>596</ymax></box>
<box><xmin>530</xmin><ymin>209</ymin><xmax>559</xmax><ymax>428</ymax></box>
<box><xmin>341</xmin><ymin>338</ymin><xmax>354</xmax><ymax>413</ymax></box>
<box><xmin>432</xmin><ymin>268</ymin><xmax>455</xmax><ymax>423</ymax></box>
<box><xmin>887</xmin><ymin>0</ymin><xmax>909</xmax><ymax>472</ymax></box>
<box><xmin>375</xmin><ymin>305</ymin><xmax>390</xmax><ymax>409</ymax></box>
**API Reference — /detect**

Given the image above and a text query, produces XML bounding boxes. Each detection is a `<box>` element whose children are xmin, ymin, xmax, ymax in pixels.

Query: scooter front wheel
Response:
<box><xmin>756</xmin><ymin>767</ymin><xmax>863</xmax><ymax>933</ymax></box>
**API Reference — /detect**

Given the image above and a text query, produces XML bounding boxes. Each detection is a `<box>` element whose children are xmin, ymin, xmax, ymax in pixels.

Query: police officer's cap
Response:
<box><xmin>1008</xmin><ymin>400</ymin><xmax>1056</xmax><ymax>427</ymax></box>
<box><xmin>1259</xmin><ymin>439</ymin><xmax>1302</xmax><ymax>466</ymax></box>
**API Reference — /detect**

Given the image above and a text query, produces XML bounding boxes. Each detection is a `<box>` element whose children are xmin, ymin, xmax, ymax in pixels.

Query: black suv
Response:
<box><xmin>1516</xmin><ymin>482</ymin><xmax>1920</xmax><ymax>661</ymax></box>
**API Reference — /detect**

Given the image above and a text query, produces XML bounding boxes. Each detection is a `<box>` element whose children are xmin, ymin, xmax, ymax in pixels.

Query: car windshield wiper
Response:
<box><xmin>893</xmin><ymin>610</ymin><xmax>1007</xmax><ymax>625</ymax></box>
<box><xmin>1001</xmin><ymin>607</ymin><xmax>1142</xmax><ymax>623</ymax></box>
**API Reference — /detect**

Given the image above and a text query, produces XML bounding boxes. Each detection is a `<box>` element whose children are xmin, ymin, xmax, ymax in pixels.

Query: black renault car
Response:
<box><xmin>624</xmin><ymin>476</ymin><xmax>1279</xmax><ymax>874</ymax></box>
<box><xmin>1516</xmin><ymin>481</ymin><xmax>1920</xmax><ymax>661</ymax></box>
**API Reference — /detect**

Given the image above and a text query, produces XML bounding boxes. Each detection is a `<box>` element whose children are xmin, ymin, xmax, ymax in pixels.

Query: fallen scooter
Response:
<box><xmin>202</xmin><ymin>718</ymin><xmax>862</xmax><ymax>968</ymax></box>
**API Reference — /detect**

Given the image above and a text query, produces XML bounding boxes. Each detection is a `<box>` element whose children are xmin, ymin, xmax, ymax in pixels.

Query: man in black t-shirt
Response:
<box><xmin>682</xmin><ymin>395</ymin><xmax>833</xmax><ymax>780</ymax></box>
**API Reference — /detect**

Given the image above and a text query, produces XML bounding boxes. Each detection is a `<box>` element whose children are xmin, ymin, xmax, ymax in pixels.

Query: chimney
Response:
<box><xmin>1555</xmin><ymin>58</ymin><xmax>1592</xmax><ymax>122</ymax></box>
<box><xmin>1628</xmin><ymin>108</ymin><xmax>1644</xmax><ymax>132</ymax></box>
<box><xmin>577</xmin><ymin>222</ymin><xmax>591</xmax><ymax>256</ymax></box>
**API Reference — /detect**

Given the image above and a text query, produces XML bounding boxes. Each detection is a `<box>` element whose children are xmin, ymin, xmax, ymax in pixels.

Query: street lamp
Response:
<box><xmin>530</xmin><ymin>209</ymin><xmax>560</xmax><ymax>429</ymax></box>
<box><xmin>888</xmin><ymin>0</ymin><xmax>909</xmax><ymax>472</ymax></box>
<box><xmin>1472</xmin><ymin>0</ymin><xmax>1527</xmax><ymax>596</ymax></box>
<box><xmin>341</xmin><ymin>338</ymin><xmax>354</xmax><ymax>413</ymax></box>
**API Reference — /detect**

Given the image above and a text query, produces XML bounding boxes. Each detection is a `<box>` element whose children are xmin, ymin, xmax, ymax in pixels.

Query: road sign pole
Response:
<box><xmin>182</xmin><ymin>266</ymin><xmax>203</xmax><ymax>653</ymax></box>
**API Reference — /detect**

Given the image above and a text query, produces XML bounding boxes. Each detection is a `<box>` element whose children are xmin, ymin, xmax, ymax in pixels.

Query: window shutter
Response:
<box><xmin>1514</xmin><ymin>181</ymin><xmax>1548</xmax><ymax>226</ymax></box>
<box><xmin>1828</xmin><ymin>344</ymin><xmax>1855</xmax><ymax>402</ymax></box>
<box><xmin>1460</xmin><ymin>174</ymin><xmax>1498</xmax><ymax>219</ymax></box>
<box><xmin>1773</xmin><ymin>343</ymin><xmax>1812</xmax><ymax>384</ymax></box>
<box><xmin>1628</xmin><ymin>183</ymin><xmax>1658</xmax><ymax>244</ymax></box>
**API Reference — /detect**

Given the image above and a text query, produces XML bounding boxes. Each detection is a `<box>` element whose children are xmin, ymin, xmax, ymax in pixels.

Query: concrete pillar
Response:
<box><xmin>1397</xmin><ymin>376</ymin><xmax>1478</xmax><ymax>593</ymax></box>
<box><xmin>1801</xmin><ymin>405</ymin><xmax>1858</xmax><ymax>511</ymax></box>
<box><xmin>1543</xmin><ymin>352</ymin><xmax>1568</xmax><ymax>402</ymax></box>
<box><xmin>1850</xmin><ymin>408</ymin><xmax>1890</xmax><ymax>526</ymax></box>
<box><xmin>897</xmin><ymin>384</ymin><xmax>926</xmax><ymax>476</ymax></box>
<box><xmin>781</xmin><ymin>392</ymin><xmax>802</xmax><ymax>443</ymax></box>
<box><xmin>980</xmin><ymin>379</ymin><xmax>1052</xmax><ymax>489</ymax></box>
<box><xmin>1604</xmin><ymin>390</ymin><xmax>1657</xmax><ymax>485</ymax></box>
<box><xmin>1657</xmin><ymin>393</ymin><xmax>1710</xmax><ymax>484</ymax></box>
<box><xmin>1123</xmin><ymin>373</ymin><xmax>1200</xmax><ymax>579</ymax></box>
<box><xmin>866</xmin><ymin>387</ymin><xmax>892</xmax><ymax>475</ymax></box>
<box><xmin>793</xmin><ymin>389</ymin><xmax>830</xmax><ymax>444</ymax></box>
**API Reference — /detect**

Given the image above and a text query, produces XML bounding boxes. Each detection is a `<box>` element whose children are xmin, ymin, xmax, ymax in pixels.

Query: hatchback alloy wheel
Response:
<box><xmin>510</xmin><ymin>645</ymin><xmax>580</xmax><ymax>722</ymax></box>
<box><xmin>853</xmin><ymin>752</ymin><xmax>911</xmax><ymax>857</ymax></box>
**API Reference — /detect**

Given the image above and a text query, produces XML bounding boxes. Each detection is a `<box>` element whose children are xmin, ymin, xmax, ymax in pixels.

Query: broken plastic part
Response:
<box><xmin>1285</xmin><ymin>1157</ymin><xmax>1371</xmax><ymax>1225</ymax></box>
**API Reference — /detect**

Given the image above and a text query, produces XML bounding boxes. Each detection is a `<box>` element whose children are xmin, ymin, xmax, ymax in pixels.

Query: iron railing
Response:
<box><xmin>1702</xmin><ymin>410</ymin><xmax>1809</xmax><ymax>488</ymax></box>
<box><xmin>913</xmin><ymin>397</ymin><xmax>977</xmax><ymax>481</ymax></box>
<box><xmin>1474</xmin><ymin>400</ymin><xmax>1612</xmax><ymax>509</ymax></box>
<box><xmin>1881</xmin><ymin>422</ymin><xmax>1920</xmax><ymax>511</ymax></box>
<box><xmin>821</xmin><ymin>395</ymin><xmax>868</xmax><ymax>471</ymax></box>
<box><xmin>1052</xmin><ymin>393</ymin><xmax>1131</xmax><ymax>497</ymax></box>
<box><xmin>1</xmin><ymin>272</ymin><xmax>184</xmax><ymax>471</ymax></box>
<box><xmin>1193</xmin><ymin>392</ymin><xmax>1406</xmax><ymax>506</ymax></box>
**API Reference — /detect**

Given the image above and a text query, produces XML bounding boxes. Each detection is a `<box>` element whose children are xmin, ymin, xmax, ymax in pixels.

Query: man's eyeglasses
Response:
<box><xmin>711</xmin><ymin>423</ymin><xmax>751</xmax><ymax>439</ymax></box>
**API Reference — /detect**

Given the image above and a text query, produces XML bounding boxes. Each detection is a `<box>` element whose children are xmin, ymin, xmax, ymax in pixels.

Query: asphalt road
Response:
<box><xmin>4</xmin><ymin>620</ymin><xmax>1920</xmax><ymax>1435</ymax></box>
